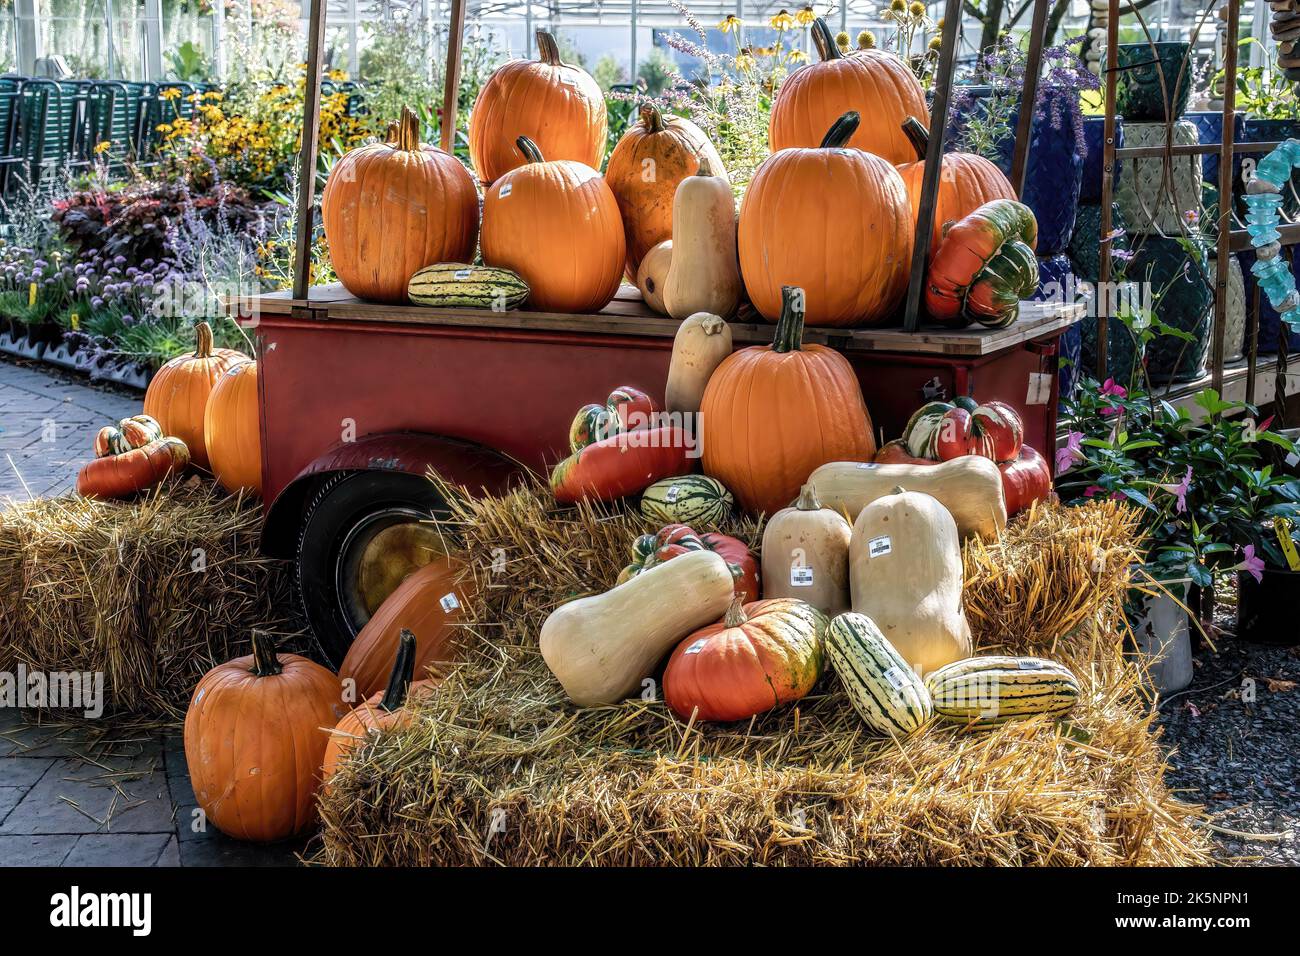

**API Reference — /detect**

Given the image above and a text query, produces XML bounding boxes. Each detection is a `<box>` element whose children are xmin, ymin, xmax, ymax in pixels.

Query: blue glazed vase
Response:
<box><xmin>1236</xmin><ymin>118</ymin><xmax>1300</xmax><ymax>220</ymax></box>
<box><xmin>1080</xmin><ymin>115</ymin><xmax>1123</xmax><ymax>204</ymax></box>
<box><xmin>1237</xmin><ymin>246</ymin><xmax>1300</xmax><ymax>354</ymax></box>
<box><xmin>1116</xmin><ymin>42</ymin><xmax>1192</xmax><ymax>122</ymax></box>
<box><xmin>1032</xmin><ymin>254</ymin><xmax>1082</xmax><ymax>404</ymax></box>
<box><xmin>1184</xmin><ymin>110</ymin><xmax>1244</xmax><ymax>226</ymax></box>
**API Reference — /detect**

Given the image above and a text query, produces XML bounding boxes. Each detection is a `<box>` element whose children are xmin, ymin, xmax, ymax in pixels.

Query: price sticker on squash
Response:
<box><xmin>439</xmin><ymin>592</ymin><xmax>461</xmax><ymax>613</ymax></box>
<box><xmin>868</xmin><ymin>535</ymin><xmax>892</xmax><ymax>558</ymax></box>
<box><xmin>790</xmin><ymin>565</ymin><xmax>815</xmax><ymax>587</ymax></box>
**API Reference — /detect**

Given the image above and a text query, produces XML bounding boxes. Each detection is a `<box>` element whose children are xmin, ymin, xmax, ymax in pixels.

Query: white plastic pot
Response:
<box><xmin>1129</xmin><ymin>582</ymin><xmax>1194</xmax><ymax>694</ymax></box>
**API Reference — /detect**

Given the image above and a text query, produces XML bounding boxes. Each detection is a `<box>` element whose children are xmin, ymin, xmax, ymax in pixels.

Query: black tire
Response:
<box><xmin>296</xmin><ymin>470</ymin><xmax>448</xmax><ymax>668</ymax></box>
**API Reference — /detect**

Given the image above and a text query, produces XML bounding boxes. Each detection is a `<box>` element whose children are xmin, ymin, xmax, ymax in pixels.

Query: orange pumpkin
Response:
<box><xmin>339</xmin><ymin>556</ymin><xmax>477</xmax><ymax>701</ymax></box>
<box><xmin>605</xmin><ymin>104</ymin><xmax>724</xmax><ymax>278</ymax></box>
<box><xmin>895</xmin><ymin>116</ymin><xmax>1018</xmax><ymax>260</ymax></box>
<box><xmin>143</xmin><ymin>322</ymin><xmax>249</xmax><ymax>469</ymax></box>
<box><xmin>481</xmin><ymin>137</ymin><xmax>626</xmax><ymax>313</ymax></box>
<box><xmin>76</xmin><ymin>436</ymin><xmax>190</xmax><ymax>499</ymax></box>
<box><xmin>700</xmin><ymin>285</ymin><xmax>877</xmax><ymax>516</ymax></box>
<box><xmin>768</xmin><ymin>17</ymin><xmax>927</xmax><ymax>164</ymax></box>
<box><xmin>184</xmin><ymin>631</ymin><xmax>346</xmax><ymax>843</ymax></box>
<box><xmin>204</xmin><ymin>360</ymin><xmax>262</xmax><ymax>496</ymax></box>
<box><xmin>321</xmin><ymin>106</ymin><xmax>479</xmax><ymax>303</ymax></box>
<box><xmin>469</xmin><ymin>31</ymin><xmax>607</xmax><ymax>186</ymax></box>
<box><xmin>739</xmin><ymin>111</ymin><xmax>913</xmax><ymax>326</ymax></box>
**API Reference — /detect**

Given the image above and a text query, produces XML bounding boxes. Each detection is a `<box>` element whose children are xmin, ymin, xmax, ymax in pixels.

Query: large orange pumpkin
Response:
<box><xmin>768</xmin><ymin>17</ymin><xmax>927</xmax><ymax>164</ymax></box>
<box><xmin>895</xmin><ymin>116</ymin><xmax>1018</xmax><ymax>260</ymax></box>
<box><xmin>339</xmin><ymin>555</ymin><xmax>478</xmax><ymax>701</ymax></box>
<box><xmin>605</xmin><ymin>104</ymin><xmax>724</xmax><ymax>278</ymax></box>
<box><xmin>700</xmin><ymin>285</ymin><xmax>877</xmax><ymax>516</ymax></box>
<box><xmin>204</xmin><ymin>360</ymin><xmax>262</xmax><ymax>496</ymax></box>
<box><xmin>321</xmin><ymin>106</ymin><xmax>479</xmax><ymax>303</ymax></box>
<box><xmin>469</xmin><ymin>31</ymin><xmax>607</xmax><ymax>186</ymax></box>
<box><xmin>184</xmin><ymin>631</ymin><xmax>346</xmax><ymax>842</ymax></box>
<box><xmin>143</xmin><ymin>322</ymin><xmax>248</xmax><ymax>469</ymax></box>
<box><xmin>738</xmin><ymin>111</ymin><xmax>913</xmax><ymax>326</ymax></box>
<box><xmin>481</xmin><ymin>137</ymin><xmax>625</xmax><ymax>313</ymax></box>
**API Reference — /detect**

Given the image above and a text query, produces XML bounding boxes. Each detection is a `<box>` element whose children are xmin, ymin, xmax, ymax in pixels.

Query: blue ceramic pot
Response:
<box><xmin>1032</xmin><ymin>253</ymin><xmax>1082</xmax><ymax>404</ymax></box>
<box><xmin>1237</xmin><ymin>246</ymin><xmax>1300</xmax><ymax>354</ymax></box>
<box><xmin>1236</xmin><ymin>118</ymin><xmax>1300</xmax><ymax>220</ymax></box>
<box><xmin>1116</xmin><ymin>42</ymin><xmax>1192</xmax><ymax>122</ymax></box>
<box><xmin>1185</xmin><ymin>110</ymin><xmax>1244</xmax><ymax>224</ymax></box>
<box><xmin>1080</xmin><ymin>115</ymin><xmax>1123</xmax><ymax>204</ymax></box>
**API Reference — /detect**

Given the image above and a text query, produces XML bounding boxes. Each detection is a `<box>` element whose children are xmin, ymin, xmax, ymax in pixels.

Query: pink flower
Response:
<box><xmin>1083</xmin><ymin>485</ymin><xmax>1102</xmax><ymax>498</ymax></box>
<box><xmin>1099</xmin><ymin>377</ymin><xmax>1127</xmax><ymax>415</ymax></box>
<box><xmin>1158</xmin><ymin>466</ymin><xmax>1193</xmax><ymax>514</ymax></box>
<box><xmin>1238</xmin><ymin>544</ymin><xmax>1265</xmax><ymax>583</ymax></box>
<box><xmin>1055</xmin><ymin>430</ymin><xmax>1084</xmax><ymax>475</ymax></box>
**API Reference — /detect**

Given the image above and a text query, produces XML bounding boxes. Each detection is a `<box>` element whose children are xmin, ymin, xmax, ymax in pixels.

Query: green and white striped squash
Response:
<box><xmin>407</xmin><ymin>262</ymin><xmax>529</xmax><ymax>310</ymax></box>
<box><xmin>825</xmin><ymin>612</ymin><xmax>932</xmax><ymax>736</ymax></box>
<box><xmin>640</xmin><ymin>475</ymin><xmax>734</xmax><ymax>527</ymax></box>
<box><xmin>924</xmin><ymin>656</ymin><xmax>1080</xmax><ymax>729</ymax></box>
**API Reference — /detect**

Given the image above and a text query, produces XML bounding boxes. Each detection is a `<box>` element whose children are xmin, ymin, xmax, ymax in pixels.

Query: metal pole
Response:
<box><xmin>902</xmin><ymin>0</ymin><xmax>962</xmax><ymax>333</ymax></box>
<box><xmin>1212</xmin><ymin>0</ymin><xmax>1240</xmax><ymax>394</ymax></box>
<box><xmin>292</xmin><ymin>0</ymin><xmax>328</xmax><ymax>302</ymax></box>
<box><xmin>105</xmin><ymin>0</ymin><xmax>117</xmax><ymax>78</ymax></box>
<box><xmin>630</xmin><ymin>0</ymin><xmax>638</xmax><ymax>86</ymax></box>
<box><xmin>1097</xmin><ymin>0</ymin><xmax>1120</xmax><ymax>379</ymax></box>
<box><xmin>441</xmin><ymin>0</ymin><xmax>466</xmax><ymax>154</ymax></box>
<box><xmin>212</xmin><ymin>0</ymin><xmax>226</xmax><ymax>81</ymax></box>
<box><xmin>1009</xmin><ymin>0</ymin><xmax>1049</xmax><ymax>195</ymax></box>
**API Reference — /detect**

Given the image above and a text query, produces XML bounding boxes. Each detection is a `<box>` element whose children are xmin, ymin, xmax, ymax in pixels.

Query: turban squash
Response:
<box><xmin>77</xmin><ymin>436</ymin><xmax>189</xmax><ymax>499</ymax></box>
<box><xmin>321</xmin><ymin>106</ymin><xmax>479</xmax><ymax>303</ymax></box>
<box><xmin>739</xmin><ymin>111</ymin><xmax>913</xmax><ymax>327</ymax></box>
<box><xmin>481</xmin><ymin>137</ymin><xmax>626</xmax><ymax>313</ymax></box>
<box><xmin>925</xmin><ymin>198</ymin><xmax>1040</xmax><ymax>329</ymax></box>
<box><xmin>700</xmin><ymin>285</ymin><xmax>877</xmax><ymax>516</ymax></box>
<box><xmin>469</xmin><ymin>31</ymin><xmax>607</xmax><ymax>185</ymax></box>
<box><xmin>768</xmin><ymin>17</ymin><xmax>927</xmax><ymax>164</ymax></box>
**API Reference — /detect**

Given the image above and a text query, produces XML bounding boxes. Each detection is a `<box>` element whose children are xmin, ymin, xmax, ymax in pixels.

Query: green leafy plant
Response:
<box><xmin>1220</xmin><ymin>39</ymin><xmax>1299</xmax><ymax>120</ymax></box>
<box><xmin>166</xmin><ymin>41</ymin><xmax>212</xmax><ymax>83</ymax></box>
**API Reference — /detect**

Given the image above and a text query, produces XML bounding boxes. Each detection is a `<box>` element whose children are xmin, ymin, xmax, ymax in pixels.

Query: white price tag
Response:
<box><xmin>684</xmin><ymin>638</ymin><xmax>708</xmax><ymax>655</ymax></box>
<box><xmin>439</xmin><ymin>592</ymin><xmax>461</xmax><ymax>613</ymax></box>
<box><xmin>882</xmin><ymin>666</ymin><xmax>910</xmax><ymax>691</ymax></box>
<box><xmin>856</xmin><ymin>462</ymin><xmax>879</xmax><ymax>469</ymax></box>
<box><xmin>664</xmin><ymin>484</ymin><xmax>680</xmax><ymax>503</ymax></box>
<box><xmin>454</xmin><ymin>268</ymin><xmax>473</xmax><ymax>280</ymax></box>
<box><xmin>1017</xmin><ymin>659</ymin><xmax>1045</xmax><ymax>670</ymax></box>
<box><xmin>868</xmin><ymin>534</ymin><xmax>892</xmax><ymax>558</ymax></box>
<box><xmin>790</xmin><ymin>565</ymin><xmax>815</xmax><ymax>587</ymax></box>
<box><xmin>499</xmin><ymin>183</ymin><xmax>513</xmax><ymax>198</ymax></box>
<box><xmin>1026</xmin><ymin>372</ymin><xmax>1053</xmax><ymax>406</ymax></box>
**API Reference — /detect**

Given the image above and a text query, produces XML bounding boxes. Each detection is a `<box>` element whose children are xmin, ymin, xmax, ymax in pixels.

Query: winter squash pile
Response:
<box><xmin>78</xmin><ymin>413</ymin><xmax>189</xmax><ymax>499</ymax></box>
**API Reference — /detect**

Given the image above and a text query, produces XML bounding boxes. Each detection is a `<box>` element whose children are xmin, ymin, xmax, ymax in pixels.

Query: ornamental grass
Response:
<box><xmin>0</xmin><ymin>479</ymin><xmax>301</xmax><ymax>718</ymax></box>
<box><xmin>315</xmin><ymin>480</ymin><xmax>1211</xmax><ymax>867</ymax></box>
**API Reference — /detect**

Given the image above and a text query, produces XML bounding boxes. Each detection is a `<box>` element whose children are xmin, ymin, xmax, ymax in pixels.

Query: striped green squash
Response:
<box><xmin>825</xmin><ymin>612</ymin><xmax>932</xmax><ymax>736</ymax></box>
<box><xmin>407</xmin><ymin>263</ymin><xmax>529</xmax><ymax>309</ymax></box>
<box><xmin>925</xmin><ymin>656</ymin><xmax>1080</xmax><ymax>729</ymax></box>
<box><xmin>640</xmin><ymin>475</ymin><xmax>734</xmax><ymax>527</ymax></box>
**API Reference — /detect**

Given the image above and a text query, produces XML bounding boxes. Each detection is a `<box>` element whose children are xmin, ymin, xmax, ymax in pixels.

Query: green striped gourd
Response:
<box><xmin>407</xmin><ymin>263</ymin><xmax>529</xmax><ymax>310</ymax></box>
<box><xmin>825</xmin><ymin>612</ymin><xmax>932</xmax><ymax>736</ymax></box>
<box><xmin>924</xmin><ymin>656</ymin><xmax>1080</xmax><ymax>729</ymax></box>
<box><xmin>94</xmin><ymin>414</ymin><xmax>164</xmax><ymax>458</ymax></box>
<box><xmin>640</xmin><ymin>475</ymin><xmax>734</xmax><ymax>527</ymax></box>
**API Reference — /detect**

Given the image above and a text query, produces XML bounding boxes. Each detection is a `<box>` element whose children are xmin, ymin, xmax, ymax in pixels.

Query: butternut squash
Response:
<box><xmin>849</xmin><ymin>488</ymin><xmax>972</xmax><ymax>676</ymax></box>
<box><xmin>665</xmin><ymin>311</ymin><xmax>733</xmax><ymax>415</ymax></box>
<box><xmin>806</xmin><ymin>456</ymin><xmax>1006</xmax><ymax>540</ymax></box>
<box><xmin>636</xmin><ymin>239</ymin><xmax>673</xmax><ymax>315</ymax></box>
<box><xmin>662</xmin><ymin>175</ymin><xmax>742</xmax><ymax>320</ymax></box>
<box><xmin>760</xmin><ymin>484</ymin><xmax>852</xmax><ymax>614</ymax></box>
<box><xmin>539</xmin><ymin>549</ymin><xmax>735</xmax><ymax>706</ymax></box>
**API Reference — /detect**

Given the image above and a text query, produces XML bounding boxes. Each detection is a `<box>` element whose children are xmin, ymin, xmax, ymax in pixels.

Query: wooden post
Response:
<box><xmin>1211</xmin><ymin>0</ymin><xmax>1240</xmax><ymax>394</ymax></box>
<box><xmin>1010</xmin><ymin>0</ymin><xmax>1050</xmax><ymax>195</ymax></box>
<box><xmin>1097</xmin><ymin>0</ymin><xmax>1120</xmax><ymax>379</ymax></box>
<box><xmin>441</xmin><ymin>0</ymin><xmax>467</xmax><ymax>154</ymax></box>
<box><xmin>902</xmin><ymin>0</ymin><xmax>962</xmax><ymax>333</ymax></box>
<box><xmin>292</xmin><ymin>0</ymin><xmax>328</xmax><ymax>302</ymax></box>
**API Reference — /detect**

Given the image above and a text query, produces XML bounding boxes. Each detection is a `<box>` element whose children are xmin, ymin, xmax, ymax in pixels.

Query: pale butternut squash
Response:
<box><xmin>760</xmin><ymin>484</ymin><xmax>852</xmax><ymax>614</ymax></box>
<box><xmin>665</xmin><ymin>311</ymin><xmax>733</xmax><ymax>415</ymax></box>
<box><xmin>636</xmin><ymin>239</ymin><xmax>673</xmax><ymax>315</ymax></box>
<box><xmin>806</xmin><ymin>456</ymin><xmax>1006</xmax><ymax>540</ymax></box>
<box><xmin>849</xmin><ymin>488</ymin><xmax>971</xmax><ymax>676</ymax></box>
<box><xmin>662</xmin><ymin>175</ymin><xmax>742</xmax><ymax>320</ymax></box>
<box><xmin>539</xmin><ymin>549</ymin><xmax>735</xmax><ymax>706</ymax></box>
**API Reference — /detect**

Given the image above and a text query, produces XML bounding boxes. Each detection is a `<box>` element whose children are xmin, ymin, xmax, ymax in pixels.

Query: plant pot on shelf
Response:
<box><xmin>1208</xmin><ymin>253</ymin><xmax>1247</xmax><ymax>363</ymax></box>
<box><xmin>1236</xmin><ymin>245</ymin><xmax>1300</xmax><ymax>355</ymax></box>
<box><xmin>1237</xmin><ymin>568</ymin><xmax>1300</xmax><ymax>645</ymax></box>
<box><xmin>1128</xmin><ymin>583</ymin><xmax>1194</xmax><ymax>694</ymax></box>
<box><xmin>1079</xmin><ymin>114</ymin><xmax>1123</xmax><ymax>204</ymax></box>
<box><xmin>1114</xmin><ymin>120</ymin><xmax>1202</xmax><ymax>235</ymax></box>
<box><xmin>1032</xmin><ymin>253</ymin><xmax>1082</xmax><ymax>403</ymax></box>
<box><xmin>1116</xmin><ymin>41</ymin><xmax>1193</xmax><ymax>123</ymax></box>
<box><xmin>1185</xmin><ymin>110</ymin><xmax>1244</xmax><ymax>221</ymax></box>
<box><xmin>1068</xmin><ymin>202</ymin><xmax>1129</xmax><ymax>284</ymax></box>
<box><xmin>1235</xmin><ymin>117</ymin><xmax>1300</xmax><ymax>221</ymax></box>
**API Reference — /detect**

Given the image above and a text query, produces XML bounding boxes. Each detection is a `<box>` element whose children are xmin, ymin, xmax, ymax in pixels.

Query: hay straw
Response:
<box><xmin>0</xmin><ymin>478</ymin><xmax>301</xmax><ymax>718</ymax></box>
<box><xmin>315</xmin><ymin>480</ymin><xmax>1210</xmax><ymax>867</ymax></box>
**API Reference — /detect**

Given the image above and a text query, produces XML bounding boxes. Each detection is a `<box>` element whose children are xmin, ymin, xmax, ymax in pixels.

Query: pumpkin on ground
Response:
<box><xmin>760</xmin><ymin>484</ymin><xmax>853</xmax><ymax>615</ymax></box>
<box><xmin>618</xmin><ymin>522</ymin><xmax>760</xmax><ymax>603</ymax></box>
<box><xmin>768</xmin><ymin>17</ymin><xmax>927</xmax><ymax>164</ymax></box>
<box><xmin>700</xmin><ymin>285</ymin><xmax>877</xmax><ymax>516</ymax></box>
<box><xmin>321</xmin><ymin>106</ymin><xmax>479</xmax><ymax>304</ymax></box>
<box><xmin>925</xmin><ymin>656</ymin><xmax>1080</xmax><ymax>729</ymax></box>
<box><xmin>895</xmin><ymin>116</ymin><xmax>1018</xmax><ymax>260</ymax></box>
<box><xmin>605</xmin><ymin>104</ymin><xmax>724</xmax><ymax>278</ymax></box>
<box><xmin>143</xmin><ymin>323</ymin><xmax>248</xmax><ymax>469</ymax></box>
<box><xmin>663</xmin><ymin>596</ymin><xmax>828</xmax><ymax>723</ymax></box>
<box><xmin>339</xmin><ymin>556</ymin><xmax>477</xmax><ymax>700</ymax></box>
<box><xmin>825</xmin><ymin>611</ymin><xmax>933</xmax><ymax>736</ymax></box>
<box><xmin>665</xmin><ymin>311</ymin><xmax>732</xmax><ymax>415</ymax></box>
<box><xmin>204</xmin><ymin>360</ymin><xmax>262</xmax><ymax>496</ymax></box>
<box><xmin>469</xmin><ymin>31</ymin><xmax>607</xmax><ymax>185</ymax></box>
<box><xmin>481</xmin><ymin>137</ymin><xmax>625</xmax><ymax>313</ymax></box>
<box><xmin>77</xmin><ymin>436</ymin><xmax>190</xmax><ymax>499</ymax></box>
<box><xmin>184</xmin><ymin>631</ymin><xmax>346</xmax><ymax>843</ymax></box>
<box><xmin>926</xmin><ymin>198</ymin><xmax>1040</xmax><ymax>328</ymax></box>
<box><xmin>739</xmin><ymin>112</ymin><xmax>913</xmax><ymax>326</ymax></box>
<box><xmin>662</xmin><ymin>174</ymin><xmax>742</xmax><ymax>320</ymax></box>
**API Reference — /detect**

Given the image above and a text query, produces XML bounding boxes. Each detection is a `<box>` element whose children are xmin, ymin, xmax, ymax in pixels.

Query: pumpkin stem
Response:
<box><xmin>384</xmin><ymin>120</ymin><xmax>398</xmax><ymax>143</ymax></box>
<box><xmin>820</xmin><ymin>111</ymin><xmax>860</xmax><ymax>149</ymax></box>
<box><xmin>640</xmin><ymin>103</ymin><xmax>665</xmax><ymax>133</ymax></box>
<box><xmin>901</xmin><ymin>116</ymin><xmax>929</xmax><ymax>161</ymax></box>
<box><xmin>891</xmin><ymin>485</ymin><xmax>908</xmax><ymax>495</ymax></box>
<box><xmin>697</xmin><ymin>313</ymin><xmax>726</xmax><ymax>336</ymax></box>
<box><xmin>811</xmin><ymin>17</ymin><xmax>843</xmax><ymax>62</ymax></box>
<box><xmin>536</xmin><ymin>31</ymin><xmax>562</xmax><ymax>67</ymax></box>
<box><xmin>380</xmin><ymin>629</ymin><xmax>418</xmax><ymax>713</ymax></box>
<box><xmin>516</xmin><ymin>136</ymin><xmax>545</xmax><ymax>165</ymax></box>
<box><xmin>772</xmin><ymin>286</ymin><xmax>806</xmax><ymax>354</ymax></box>
<box><xmin>723</xmin><ymin>594</ymin><xmax>748</xmax><ymax>628</ymax></box>
<box><xmin>795</xmin><ymin>484</ymin><xmax>822</xmax><ymax>511</ymax></box>
<box><xmin>193</xmin><ymin>321</ymin><xmax>213</xmax><ymax>359</ymax></box>
<box><xmin>394</xmin><ymin>106</ymin><xmax>421</xmax><ymax>151</ymax></box>
<box><xmin>249</xmin><ymin>630</ymin><xmax>282</xmax><ymax>678</ymax></box>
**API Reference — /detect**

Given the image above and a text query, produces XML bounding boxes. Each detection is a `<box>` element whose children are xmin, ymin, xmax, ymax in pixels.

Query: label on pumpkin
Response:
<box><xmin>439</xmin><ymin>592</ymin><xmax>461</xmax><ymax>613</ymax></box>
<box><xmin>856</xmin><ymin>463</ymin><xmax>879</xmax><ymax>470</ymax></box>
<box><xmin>664</xmin><ymin>485</ymin><xmax>680</xmax><ymax>503</ymax></box>
<box><xmin>868</xmin><ymin>535</ymin><xmax>892</xmax><ymax>558</ymax></box>
<box><xmin>1026</xmin><ymin>372</ymin><xmax>1053</xmax><ymax>406</ymax></box>
<box><xmin>454</xmin><ymin>269</ymin><xmax>474</xmax><ymax>280</ymax></box>
<box><xmin>790</xmin><ymin>565</ymin><xmax>814</xmax><ymax>587</ymax></box>
<box><xmin>1016</xmin><ymin>659</ymin><xmax>1045</xmax><ymax>670</ymax></box>
<box><xmin>684</xmin><ymin>638</ymin><xmax>708</xmax><ymax>655</ymax></box>
<box><xmin>882</xmin><ymin>666</ymin><xmax>911</xmax><ymax>691</ymax></box>
<box><xmin>499</xmin><ymin>183</ymin><xmax>513</xmax><ymax>198</ymax></box>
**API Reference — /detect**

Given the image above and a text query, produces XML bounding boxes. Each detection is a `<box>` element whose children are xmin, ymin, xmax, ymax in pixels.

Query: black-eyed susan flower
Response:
<box><xmin>771</xmin><ymin>9</ymin><xmax>797</xmax><ymax>30</ymax></box>
<box><xmin>796</xmin><ymin>5</ymin><xmax>817</xmax><ymax>26</ymax></box>
<box><xmin>719</xmin><ymin>14</ymin><xmax>743</xmax><ymax>34</ymax></box>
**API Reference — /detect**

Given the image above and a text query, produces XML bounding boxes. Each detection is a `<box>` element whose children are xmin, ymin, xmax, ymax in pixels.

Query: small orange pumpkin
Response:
<box><xmin>204</xmin><ymin>360</ymin><xmax>262</xmax><ymax>496</ymax></box>
<box><xmin>481</xmin><ymin>137</ymin><xmax>626</xmax><ymax>313</ymax></box>
<box><xmin>77</xmin><ymin>436</ymin><xmax>190</xmax><ymax>499</ymax></box>
<box><xmin>322</xmin><ymin>106</ymin><xmax>479</xmax><ymax>303</ymax></box>
<box><xmin>143</xmin><ymin>322</ymin><xmax>249</xmax><ymax>469</ymax></box>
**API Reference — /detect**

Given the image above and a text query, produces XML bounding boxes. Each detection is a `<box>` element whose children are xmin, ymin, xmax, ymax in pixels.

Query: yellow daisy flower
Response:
<box><xmin>796</xmin><ymin>5</ymin><xmax>817</xmax><ymax>25</ymax></box>
<box><xmin>770</xmin><ymin>9</ymin><xmax>796</xmax><ymax>30</ymax></box>
<box><xmin>719</xmin><ymin>15</ymin><xmax>743</xmax><ymax>33</ymax></box>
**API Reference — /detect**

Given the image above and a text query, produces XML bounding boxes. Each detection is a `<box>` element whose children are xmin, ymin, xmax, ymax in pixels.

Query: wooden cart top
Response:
<box><xmin>243</xmin><ymin>284</ymin><xmax>1085</xmax><ymax>357</ymax></box>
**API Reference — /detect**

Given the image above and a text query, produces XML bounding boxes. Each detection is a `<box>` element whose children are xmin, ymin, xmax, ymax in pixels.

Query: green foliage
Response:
<box><xmin>1223</xmin><ymin>39</ymin><xmax>1300</xmax><ymax>120</ymax></box>
<box><xmin>166</xmin><ymin>41</ymin><xmax>212</xmax><ymax>83</ymax></box>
